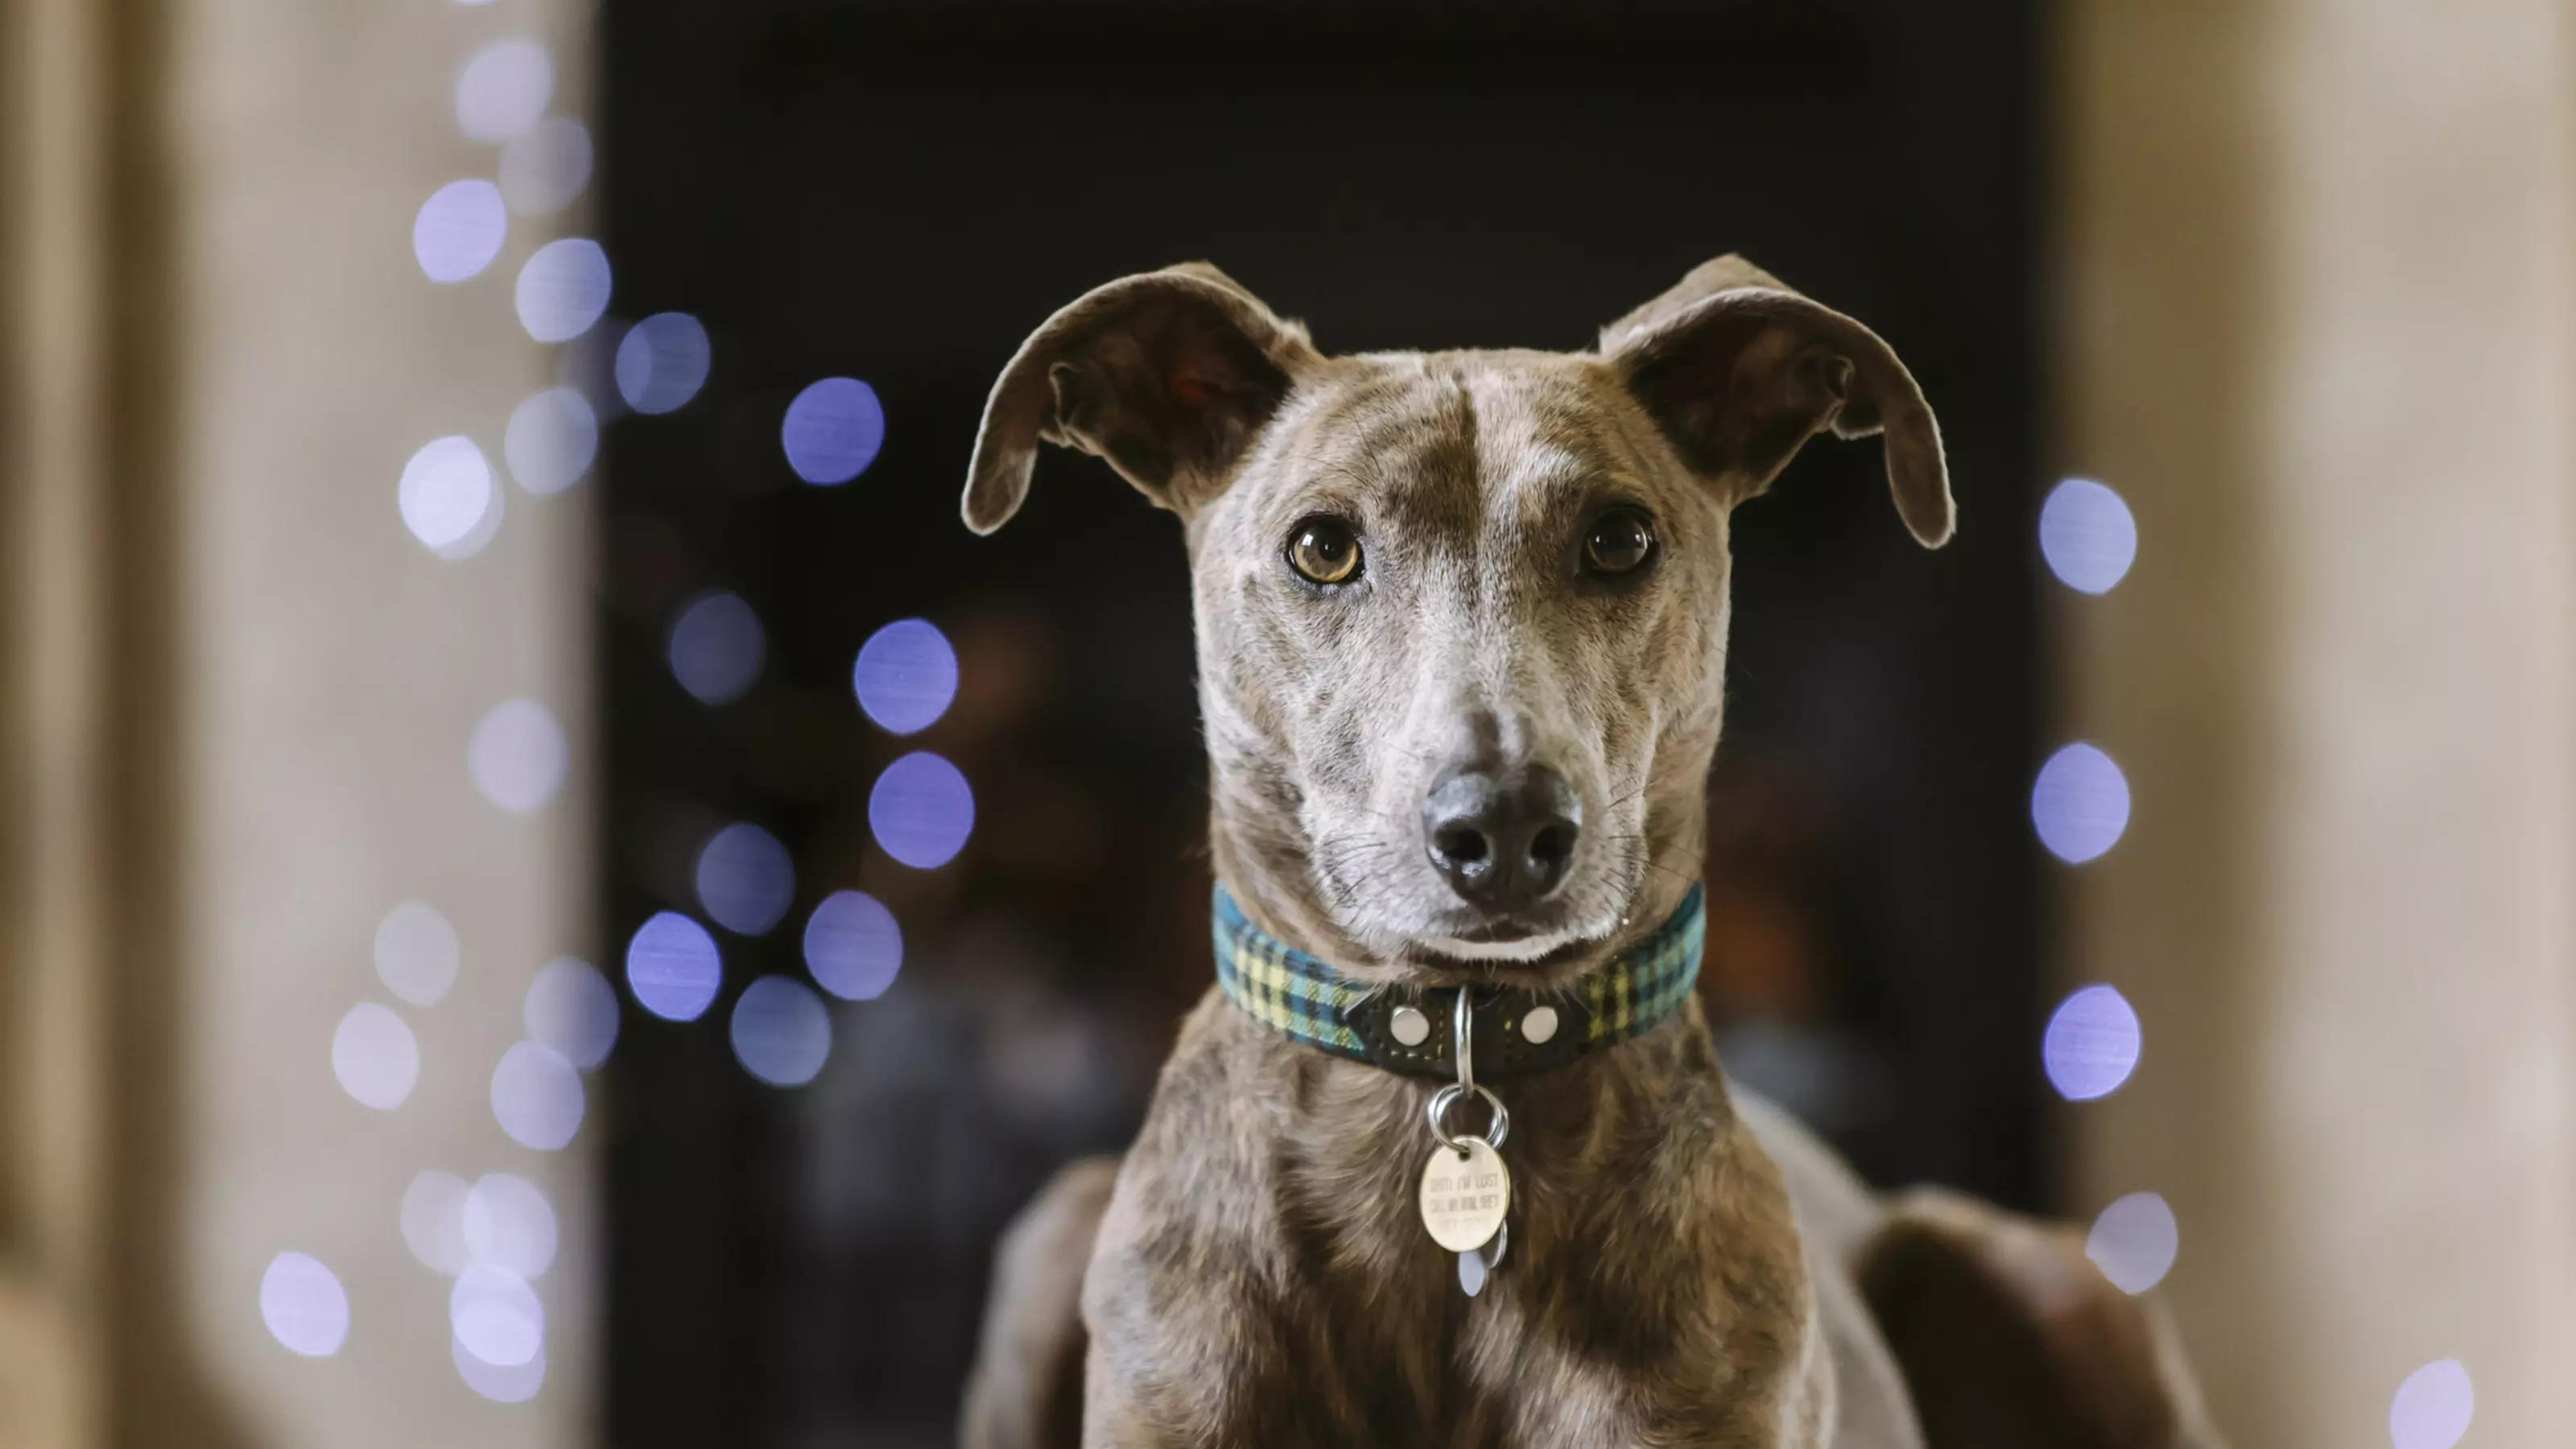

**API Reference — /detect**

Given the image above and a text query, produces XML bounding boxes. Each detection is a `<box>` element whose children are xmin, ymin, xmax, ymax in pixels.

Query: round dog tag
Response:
<box><xmin>1418</xmin><ymin>1137</ymin><xmax>1510</xmax><ymax>1253</ymax></box>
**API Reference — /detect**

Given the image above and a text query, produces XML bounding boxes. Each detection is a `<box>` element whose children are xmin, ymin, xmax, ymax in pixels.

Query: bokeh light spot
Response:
<box><xmin>504</xmin><ymin>386</ymin><xmax>598</xmax><ymax>495</ymax></box>
<box><xmin>2391</xmin><ymin>1360</ymin><xmax>2474</xmax><ymax>1449</ymax></box>
<box><xmin>2032</xmin><ymin>741</ymin><xmax>2130</xmax><ymax>864</ymax></box>
<box><xmin>401</xmin><ymin>1170</ymin><xmax>473</xmax><ymax>1275</ymax></box>
<box><xmin>463</xmin><ymin>1173</ymin><xmax>559</xmax><ymax>1281</ymax></box>
<box><xmin>454</xmin><ymin>1331</ymin><xmax>547</xmax><ymax>1402</ymax></box>
<box><xmin>2040</xmin><ymin>477</ymin><xmax>2139</xmax><ymax>595</ymax></box>
<box><xmin>413</xmin><ymin>180</ymin><xmax>507</xmax><ymax>283</ymax></box>
<box><xmin>398</xmin><ymin>436</ymin><xmax>500</xmax><ymax>559</ymax></box>
<box><xmin>852</xmin><ymin>618</ymin><xmax>958</xmax><ymax>735</ymax></box>
<box><xmin>450</xmin><ymin>1264</ymin><xmax>544</xmax><ymax>1368</ymax></box>
<box><xmin>523</xmin><ymin>956</ymin><xmax>619</xmax><ymax>1071</ymax></box>
<box><xmin>490</xmin><ymin>1041</ymin><xmax>584</xmax><ymax>1151</ymax></box>
<box><xmin>729</xmin><ymin>975</ymin><xmax>833</xmax><ymax>1087</ymax></box>
<box><xmin>626</xmin><ymin>911</ymin><xmax>721</xmax><ymax>1022</ymax></box>
<box><xmin>469</xmin><ymin>698</ymin><xmax>568</xmax><ymax>814</ymax></box>
<box><xmin>2085</xmin><ymin>1191</ymin><xmax>2178</xmax><ymax>1294</ymax></box>
<box><xmin>2045</xmin><ymin>984</ymin><xmax>2142</xmax><ymax>1101</ymax></box>
<box><xmin>803</xmin><ymin>890</ymin><xmax>902</xmax><ymax>1001</ymax></box>
<box><xmin>260</xmin><ymin>1252</ymin><xmax>351</xmax><ymax>1357</ymax></box>
<box><xmin>498</xmin><ymin>116</ymin><xmax>592</xmax><ymax>215</ymax></box>
<box><xmin>781</xmin><ymin>377</ymin><xmax>885</xmax><ymax>485</ymax></box>
<box><xmin>869</xmin><ymin>752</ymin><xmax>975</xmax><ymax>869</ymax></box>
<box><xmin>455</xmin><ymin>40</ymin><xmax>553</xmax><ymax>143</ymax></box>
<box><xmin>696</xmin><ymin>822</ymin><xmax>795</xmax><ymax>935</ymax></box>
<box><xmin>614</xmin><ymin>312</ymin><xmax>712</xmax><ymax>415</ymax></box>
<box><xmin>515</xmin><ymin>238</ymin><xmax>612</xmax><ymax>344</ymax></box>
<box><xmin>332</xmin><ymin>1002</ymin><xmax>419</xmax><ymax>1111</ymax></box>
<box><xmin>667</xmin><ymin>590</ymin><xmax>765</xmax><ymax>705</ymax></box>
<box><xmin>374</xmin><ymin>898</ymin><xmax>460</xmax><ymax>1007</ymax></box>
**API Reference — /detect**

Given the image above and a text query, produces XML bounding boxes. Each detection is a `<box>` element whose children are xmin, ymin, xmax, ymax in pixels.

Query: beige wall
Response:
<box><xmin>2060</xmin><ymin>2</ymin><xmax>2576</xmax><ymax>1443</ymax></box>
<box><xmin>5</xmin><ymin>0</ymin><xmax>598</xmax><ymax>1444</ymax></box>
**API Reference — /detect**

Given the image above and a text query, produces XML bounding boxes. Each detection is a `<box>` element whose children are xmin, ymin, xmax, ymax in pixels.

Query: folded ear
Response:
<box><xmin>1601</xmin><ymin>255</ymin><xmax>1954</xmax><ymax>547</ymax></box>
<box><xmin>964</xmin><ymin>262</ymin><xmax>1322</xmax><ymax>535</ymax></box>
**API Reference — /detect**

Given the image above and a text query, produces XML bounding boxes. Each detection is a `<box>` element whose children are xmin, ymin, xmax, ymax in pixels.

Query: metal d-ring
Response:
<box><xmin>1426</xmin><ymin>1082</ymin><xmax>1510</xmax><ymax>1154</ymax></box>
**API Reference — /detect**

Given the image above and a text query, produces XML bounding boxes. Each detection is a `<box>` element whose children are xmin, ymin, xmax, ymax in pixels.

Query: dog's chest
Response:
<box><xmin>1083</xmin><ymin>1002</ymin><xmax>1810</xmax><ymax>1447</ymax></box>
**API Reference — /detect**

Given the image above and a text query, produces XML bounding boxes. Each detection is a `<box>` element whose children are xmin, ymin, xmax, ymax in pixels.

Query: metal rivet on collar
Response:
<box><xmin>1521</xmin><ymin>1005</ymin><xmax>1560</xmax><ymax>1045</ymax></box>
<box><xmin>1389</xmin><ymin>1005</ymin><xmax>1431</xmax><ymax>1047</ymax></box>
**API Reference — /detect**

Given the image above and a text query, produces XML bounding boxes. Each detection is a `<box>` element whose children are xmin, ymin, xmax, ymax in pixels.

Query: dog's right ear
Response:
<box><xmin>963</xmin><ymin>263</ymin><xmax>1321</xmax><ymax>535</ymax></box>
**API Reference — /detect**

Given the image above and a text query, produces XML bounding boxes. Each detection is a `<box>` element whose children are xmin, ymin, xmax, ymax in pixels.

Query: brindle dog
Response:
<box><xmin>952</xmin><ymin>258</ymin><xmax>2227</xmax><ymax>1449</ymax></box>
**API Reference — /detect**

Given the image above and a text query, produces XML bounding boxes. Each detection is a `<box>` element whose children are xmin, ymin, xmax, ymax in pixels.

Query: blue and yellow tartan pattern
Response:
<box><xmin>1212</xmin><ymin>884</ymin><xmax>1706</xmax><ymax>1071</ymax></box>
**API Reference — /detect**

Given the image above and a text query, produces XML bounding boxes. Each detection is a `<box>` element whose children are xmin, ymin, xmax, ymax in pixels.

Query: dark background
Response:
<box><xmin>597</xmin><ymin>1</ymin><xmax>2042</xmax><ymax>1443</ymax></box>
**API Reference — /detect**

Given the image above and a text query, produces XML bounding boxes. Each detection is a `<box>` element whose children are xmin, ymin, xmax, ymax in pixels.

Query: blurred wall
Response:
<box><xmin>5</xmin><ymin>0</ymin><xmax>599</xmax><ymax>1445</ymax></box>
<box><xmin>2058</xmin><ymin>2</ymin><xmax>2576</xmax><ymax>1443</ymax></box>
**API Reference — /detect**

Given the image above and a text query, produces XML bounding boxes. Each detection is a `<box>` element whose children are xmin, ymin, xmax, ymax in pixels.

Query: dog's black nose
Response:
<box><xmin>1422</xmin><ymin>765</ymin><xmax>1581</xmax><ymax>910</ymax></box>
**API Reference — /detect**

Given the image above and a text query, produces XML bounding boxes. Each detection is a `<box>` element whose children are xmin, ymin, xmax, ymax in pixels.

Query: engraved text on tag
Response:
<box><xmin>1418</xmin><ymin>1137</ymin><xmax>1510</xmax><ymax>1253</ymax></box>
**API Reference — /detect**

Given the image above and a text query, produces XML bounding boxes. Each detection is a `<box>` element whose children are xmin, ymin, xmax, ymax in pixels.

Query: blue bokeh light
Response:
<box><xmin>2043</xmin><ymin>983</ymin><xmax>2141</xmax><ymax>1101</ymax></box>
<box><xmin>803</xmin><ymin>890</ymin><xmax>902</xmax><ymax>1001</ymax></box>
<box><xmin>695</xmin><ymin>822</ymin><xmax>795</xmax><ymax>936</ymax></box>
<box><xmin>625</xmin><ymin>910</ymin><xmax>722</xmax><ymax>1022</ymax></box>
<box><xmin>729</xmin><ymin>975</ymin><xmax>833</xmax><ymax>1087</ymax></box>
<box><xmin>614</xmin><ymin>312</ymin><xmax>712</xmax><ymax>415</ymax></box>
<box><xmin>782</xmin><ymin>377</ymin><xmax>885</xmax><ymax>485</ymax></box>
<box><xmin>667</xmin><ymin>591</ymin><xmax>765</xmax><ymax>706</ymax></box>
<box><xmin>868</xmin><ymin>752</ymin><xmax>975</xmax><ymax>869</ymax></box>
<box><xmin>852</xmin><ymin>618</ymin><xmax>958</xmax><ymax>735</ymax></box>
<box><xmin>2031</xmin><ymin>742</ymin><xmax>2131</xmax><ymax>864</ymax></box>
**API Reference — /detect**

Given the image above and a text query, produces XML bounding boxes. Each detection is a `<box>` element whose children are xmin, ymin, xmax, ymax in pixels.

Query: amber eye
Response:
<box><xmin>1583</xmin><ymin>507</ymin><xmax>1657</xmax><ymax>576</ymax></box>
<box><xmin>1287</xmin><ymin>516</ymin><xmax>1363</xmax><ymax>585</ymax></box>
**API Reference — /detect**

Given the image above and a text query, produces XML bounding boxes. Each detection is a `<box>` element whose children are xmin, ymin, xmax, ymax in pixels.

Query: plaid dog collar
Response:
<box><xmin>1212</xmin><ymin>884</ymin><xmax>1706</xmax><ymax>1080</ymax></box>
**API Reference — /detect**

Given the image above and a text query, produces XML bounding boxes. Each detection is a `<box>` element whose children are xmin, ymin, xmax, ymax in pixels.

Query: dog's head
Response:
<box><xmin>964</xmin><ymin>258</ymin><xmax>1950</xmax><ymax>985</ymax></box>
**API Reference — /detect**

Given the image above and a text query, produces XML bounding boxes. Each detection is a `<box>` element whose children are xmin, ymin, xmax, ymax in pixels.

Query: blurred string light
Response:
<box><xmin>2390</xmin><ymin>1360</ymin><xmax>2475</xmax><ymax>1449</ymax></box>
<box><xmin>730</xmin><ymin>975</ymin><xmax>833</xmax><ymax>1087</ymax></box>
<box><xmin>450</xmin><ymin>1263</ymin><xmax>544</xmax><ymax>1368</ymax></box>
<box><xmin>489</xmin><ymin>1040</ymin><xmax>584</xmax><ymax>1150</ymax></box>
<box><xmin>614</xmin><ymin>312</ymin><xmax>712</xmax><ymax>415</ymax></box>
<box><xmin>373</xmin><ymin>898</ymin><xmax>460</xmax><ymax>1007</ymax></box>
<box><xmin>2030</xmin><ymin>741</ymin><xmax>2130</xmax><ymax>864</ymax></box>
<box><xmin>469</xmin><ymin>698</ymin><xmax>568</xmax><ymax>814</ymax></box>
<box><xmin>667</xmin><ymin>590</ymin><xmax>766</xmax><ymax>705</ymax></box>
<box><xmin>522</xmin><ymin>957</ymin><xmax>620</xmax><ymax>1070</ymax></box>
<box><xmin>852</xmin><ymin>618</ymin><xmax>958</xmax><ymax>734</ymax></box>
<box><xmin>625</xmin><ymin>911</ymin><xmax>721</xmax><ymax>1021</ymax></box>
<box><xmin>803</xmin><ymin>890</ymin><xmax>902</xmax><ymax>1001</ymax></box>
<box><xmin>2084</xmin><ymin>1191</ymin><xmax>2177</xmax><ymax>1293</ymax></box>
<box><xmin>398</xmin><ymin>435</ymin><xmax>502</xmax><ymax>559</ymax></box>
<box><xmin>455</xmin><ymin>40</ymin><xmax>553</xmax><ymax>144</ymax></box>
<box><xmin>515</xmin><ymin>238</ymin><xmax>612</xmax><ymax>344</ymax></box>
<box><xmin>2040</xmin><ymin>477</ymin><xmax>2139</xmax><ymax>595</ymax></box>
<box><xmin>402</xmin><ymin>1170</ymin><xmax>475</xmax><ymax>1274</ymax></box>
<box><xmin>463</xmin><ymin>1173</ymin><xmax>559</xmax><ymax>1280</ymax></box>
<box><xmin>455</xmin><ymin>1332</ymin><xmax>546</xmax><ymax>1403</ymax></box>
<box><xmin>781</xmin><ymin>377</ymin><xmax>885</xmax><ymax>485</ymax></box>
<box><xmin>504</xmin><ymin>386</ymin><xmax>599</xmax><ymax>495</ymax></box>
<box><xmin>869</xmin><ymin>751</ymin><xmax>975</xmax><ymax>869</ymax></box>
<box><xmin>413</xmin><ymin>180</ymin><xmax>507</xmax><ymax>284</ymax></box>
<box><xmin>696</xmin><ymin>822</ymin><xmax>795</xmax><ymax>936</ymax></box>
<box><xmin>260</xmin><ymin>1252</ymin><xmax>351</xmax><ymax>1357</ymax></box>
<box><xmin>2043</xmin><ymin>984</ymin><xmax>2140</xmax><ymax>1100</ymax></box>
<box><xmin>498</xmin><ymin>117</ymin><xmax>592</xmax><ymax>216</ymax></box>
<box><xmin>332</xmin><ymin>1002</ymin><xmax>420</xmax><ymax>1111</ymax></box>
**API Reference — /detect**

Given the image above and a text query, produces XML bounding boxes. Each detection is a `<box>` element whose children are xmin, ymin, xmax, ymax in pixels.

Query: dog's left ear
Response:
<box><xmin>964</xmin><ymin>262</ymin><xmax>1322</xmax><ymax>534</ymax></box>
<box><xmin>1601</xmin><ymin>255</ymin><xmax>1954</xmax><ymax>547</ymax></box>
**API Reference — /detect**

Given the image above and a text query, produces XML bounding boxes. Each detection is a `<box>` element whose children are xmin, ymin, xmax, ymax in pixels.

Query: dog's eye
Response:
<box><xmin>1583</xmin><ymin>507</ymin><xmax>1657</xmax><ymax>576</ymax></box>
<box><xmin>1286</xmin><ymin>516</ymin><xmax>1363</xmax><ymax>586</ymax></box>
